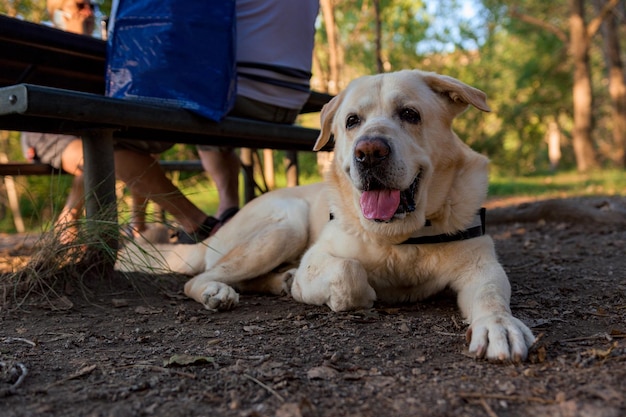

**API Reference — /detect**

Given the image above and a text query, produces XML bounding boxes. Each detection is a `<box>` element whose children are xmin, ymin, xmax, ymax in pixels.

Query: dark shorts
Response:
<box><xmin>197</xmin><ymin>95</ymin><xmax>301</xmax><ymax>151</ymax></box>
<box><xmin>20</xmin><ymin>132</ymin><xmax>79</xmax><ymax>169</ymax></box>
<box><xmin>113</xmin><ymin>138</ymin><xmax>175</xmax><ymax>155</ymax></box>
<box><xmin>113</xmin><ymin>95</ymin><xmax>301</xmax><ymax>154</ymax></box>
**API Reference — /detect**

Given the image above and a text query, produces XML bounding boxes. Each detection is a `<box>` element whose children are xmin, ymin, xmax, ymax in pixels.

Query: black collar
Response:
<box><xmin>329</xmin><ymin>208</ymin><xmax>486</xmax><ymax>245</ymax></box>
<box><xmin>401</xmin><ymin>208</ymin><xmax>486</xmax><ymax>244</ymax></box>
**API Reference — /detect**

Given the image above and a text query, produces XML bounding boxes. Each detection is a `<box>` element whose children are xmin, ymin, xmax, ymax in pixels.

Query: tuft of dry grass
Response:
<box><xmin>0</xmin><ymin>216</ymin><xmax>188</xmax><ymax>312</ymax></box>
<box><xmin>0</xmin><ymin>215</ymin><xmax>133</xmax><ymax>311</ymax></box>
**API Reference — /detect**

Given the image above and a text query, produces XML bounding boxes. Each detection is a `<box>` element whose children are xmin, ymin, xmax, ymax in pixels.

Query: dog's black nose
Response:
<box><xmin>354</xmin><ymin>137</ymin><xmax>390</xmax><ymax>168</ymax></box>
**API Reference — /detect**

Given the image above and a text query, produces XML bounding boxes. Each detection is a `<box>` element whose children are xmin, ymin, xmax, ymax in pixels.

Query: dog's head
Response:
<box><xmin>315</xmin><ymin>70</ymin><xmax>491</xmax><ymax>239</ymax></box>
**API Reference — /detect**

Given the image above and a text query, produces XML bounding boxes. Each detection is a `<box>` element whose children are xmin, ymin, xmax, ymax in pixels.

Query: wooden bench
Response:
<box><xmin>0</xmin><ymin>15</ymin><xmax>332</xmax><ymax>267</ymax></box>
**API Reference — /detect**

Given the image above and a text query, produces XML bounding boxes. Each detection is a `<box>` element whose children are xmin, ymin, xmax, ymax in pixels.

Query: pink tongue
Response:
<box><xmin>360</xmin><ymin>190</ymin><xmax>401</xmax><ymax>221</ymax></box>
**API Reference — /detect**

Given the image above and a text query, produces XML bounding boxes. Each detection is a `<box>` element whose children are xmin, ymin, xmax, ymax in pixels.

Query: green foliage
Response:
<box><xmin>0</xmin><ymin>0</ymin><xmax>47</xmax><ymax>21</ymax></box>
<box><xmin>313</xmin><ymin>0</ymin><xmax>623</xmax><ymax>174</ymax></box>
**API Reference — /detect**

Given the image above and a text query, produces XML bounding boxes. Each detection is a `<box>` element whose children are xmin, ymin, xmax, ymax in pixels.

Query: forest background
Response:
<box><xmin>1</xmin><ymin>0</ymin><xmax>625</xmax><ymax>232</ymax></box>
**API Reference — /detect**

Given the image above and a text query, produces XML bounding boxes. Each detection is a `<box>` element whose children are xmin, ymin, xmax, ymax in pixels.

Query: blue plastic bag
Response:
<box><xmin>106</xmin><ymin>0</ymin><xmax>236</xmax><ymax>121</ymax></box>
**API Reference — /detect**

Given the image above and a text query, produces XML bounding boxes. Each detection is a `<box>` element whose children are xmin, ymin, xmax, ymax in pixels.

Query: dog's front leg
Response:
<box><xmin>454</xmin><ymin>258</ymin><xmax>535</xmax><ymax>362</ymax></box>
<box><xmin>291</xmin><ymin>246</ymin><xmax>376</xmax><ymax>312</ymax></box>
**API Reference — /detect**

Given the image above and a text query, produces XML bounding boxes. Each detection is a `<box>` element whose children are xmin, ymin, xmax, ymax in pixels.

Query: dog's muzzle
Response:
<box><xmin>353</xmin><ymin>136</ymin><xmax>421</xmax><ymax>222</ymax></box>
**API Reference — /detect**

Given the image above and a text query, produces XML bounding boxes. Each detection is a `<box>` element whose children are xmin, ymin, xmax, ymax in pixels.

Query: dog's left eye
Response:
<box><xmin>399</xmin><ymin>108</ymin><xmax>421</xmax><ymax>124</ymax></box>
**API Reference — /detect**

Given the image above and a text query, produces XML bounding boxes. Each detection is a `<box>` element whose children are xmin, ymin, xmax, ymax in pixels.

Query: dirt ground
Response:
<box><xmin>1</xmin><ymin>196</ymin><xmax>625</xmax><ymax>417</ymax></box>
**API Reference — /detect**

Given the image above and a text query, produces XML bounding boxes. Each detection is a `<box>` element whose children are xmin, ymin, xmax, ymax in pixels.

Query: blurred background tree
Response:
<box><xmin>312</xmin><ymin>0</ymin><xmax>626</xmax><ymax>175</ymax></box>
<box><xmin>1</xmin><ymin>0</ymin><xmax>625</xmax><ymax>232</ymax></box>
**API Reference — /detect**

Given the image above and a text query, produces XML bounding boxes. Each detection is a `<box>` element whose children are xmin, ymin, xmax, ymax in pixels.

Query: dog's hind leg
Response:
<box><xmin>184</xmin><ymin>197</ymin><xmax>310</xmax><ymax>310</ymax></box>
<box><xmin>234</xmin><ymin>269</ymin><xmax>297</xmax><ymax>295</ymax></box>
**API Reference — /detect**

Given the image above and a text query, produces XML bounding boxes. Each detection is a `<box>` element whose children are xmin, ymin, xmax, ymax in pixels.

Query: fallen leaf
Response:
<box><xmin>243</xmin><ymin>325</ymin><xmax>265</xmax><ymax>332</ymax></box>
<box><xmin>276</xmin><ymin>399</ymin><xmax>316</xmax><ymax>417</ymax></box>
<box><xmin>75</xmin><ymin>364</ymin><xmax>97</xmax><ymax>377</ymax></box>
<box><xmin>307</xmin><ymin>366</ymin><xmax>338</xmax><ymax>380</ymax></box>
<box><xmin>365</xmin><ymin>376</ymin><xmax>396</xmax><ymax>389</ymax></box>
<box><xmin>163</xmin><ymin>354</ymin><xmax>214</xmax><ymax>368</ymax></box>
<box><xmin>275</xmin><ymin>402</ymin><xmax>303</xmax><ymax>417</ymax></box>
<box><xmin>609</xmin><ymin>329</ymin><xmax>626</xmax><ymax>337</ymax></box>
<box><xmin>111</xmin><ymin>299</ymin><xmax>130</xmax><ymax>308</ymax></box>
<box><xmin>134</xmin><ymin>306</ymin><xmax>162</xmax><ymax>315</ymax></box>
<box><xmin>378</xmin><ymin>308</ymin><xmax>400</xmax><ymax>315</ymax></box>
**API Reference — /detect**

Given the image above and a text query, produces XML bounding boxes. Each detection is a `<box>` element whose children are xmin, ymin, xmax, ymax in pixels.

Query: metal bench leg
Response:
<box><xmin>81</xmin><ymin>129</ymin><xmax>118</xmax><ymax>273</ymax></box>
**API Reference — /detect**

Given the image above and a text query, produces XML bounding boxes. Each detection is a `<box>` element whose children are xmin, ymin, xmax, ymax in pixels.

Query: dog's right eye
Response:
<box><xmin>346</xmin><ymin>114</ymin><xmax>361</xmax><ymax>129</ymax></box>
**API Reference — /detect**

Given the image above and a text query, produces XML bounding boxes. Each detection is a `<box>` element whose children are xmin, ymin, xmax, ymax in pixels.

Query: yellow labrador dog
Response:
<box><xmin>117</xmin><ymin>69</ymin><xmax>535</xmax><ymax>362</ymax></box>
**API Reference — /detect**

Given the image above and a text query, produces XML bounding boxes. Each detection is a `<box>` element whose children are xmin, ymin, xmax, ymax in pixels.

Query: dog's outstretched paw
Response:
<box><xmin>466</xmin><ymin>313</ymin><xmax>536</xmax><ymax>362</ymax></box>
<box><xmin>200</xmin><ymin>282</ymin><xmax>239</xmax><ymax>312</ymax></box>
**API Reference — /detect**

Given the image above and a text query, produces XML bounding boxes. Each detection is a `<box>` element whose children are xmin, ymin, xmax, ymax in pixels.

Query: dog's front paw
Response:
<box><xmin>466</xmin><ymin>313</ymin><xmax>535</xmax><ymax>362</ymax></box>
<box><xmin>200</xmin><ymin>282</ymin><xmax>240</xmax><ymax>312</ymax></box>
<box><xmin>327</xmin><ymin>271</ymin><xmax>376</xmax><ymax>312</ymax></box>
<box><xmin>291</xmin><ymin>259</ymin><xmax>376</xmax><ymax>312</ymax></box>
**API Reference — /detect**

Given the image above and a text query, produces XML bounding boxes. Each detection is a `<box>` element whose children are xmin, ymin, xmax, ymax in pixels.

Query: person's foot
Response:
<box><xmin>57</xmin><ymin>225</ymin><xmax>79</xmax><ymax>245</ymax></box>
<box><xmin>174</xmin><ymin>207</ymin><xmax>239</xmax><ymax>244</ymax></box>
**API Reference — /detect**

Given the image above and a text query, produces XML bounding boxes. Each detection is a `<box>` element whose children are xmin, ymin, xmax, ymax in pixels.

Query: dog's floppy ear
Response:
<box><xmin>313</xmin><ymin>94</ymin><xmax>342</xmax><ymax>151</ymax></box>
<box><xmin>423</xmin><ymin>73</ymin><xmax>491</xmax><ymax>114</ymax></box>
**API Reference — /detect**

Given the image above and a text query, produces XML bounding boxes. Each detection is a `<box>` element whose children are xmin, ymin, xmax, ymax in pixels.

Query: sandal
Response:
<box><xmin>174</xmin><ymin>216</ymin><xmax>220</xmax><ymax>244</ymax></box>
<box><xmin>174</xmin><ymin>207</ymin><xmax>239</xmax><ymax>244</ymax></box>
<box><xmin>218</xmin><ymin>207</ymin><xmax>239</xmax><ymax>224</ymax></box>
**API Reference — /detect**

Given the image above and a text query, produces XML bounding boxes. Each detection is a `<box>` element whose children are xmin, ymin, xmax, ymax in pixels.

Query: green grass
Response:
<box><xmin>181</xmin><ymin>171</ymin><xmax>323</xmax><ymax>216</ymax></box>
<box><xmin>488</xmin><ymin>169</ymin><xmax>626</xmax><ymax>198</ymax></box>
<box><xmin>2</xmin><ymin>169</ymin><xmax>624</xmax><ymax>234</ymax></box>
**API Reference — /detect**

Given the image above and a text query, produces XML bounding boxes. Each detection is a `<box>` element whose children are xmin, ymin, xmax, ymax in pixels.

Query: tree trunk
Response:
<box><xmin>373</xmin><ymin>0</ymin><xmax>384</xmax><ymax>74</ymax></box>
<box><xmin>596</xmin><ymin>1</ymin><xmax>626</xmax><ymax>167</ymax></box>
<box><xmin>318</xmin><ymin>0</ymin><xmax>341</xmax><ymax>175</ymax></box>
<box><xmin>320</xmin><ymin>0</ymin><xmax>342</xmax><ymax>94</ymax></box>
<box><xmin>569</xmin><ymin>0</ymin><xmax>599</xmax><ymax>172</ymax></box>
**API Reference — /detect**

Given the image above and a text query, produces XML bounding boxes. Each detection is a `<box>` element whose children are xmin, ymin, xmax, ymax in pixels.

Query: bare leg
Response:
<box><xmin>197</xmin><ymin>148</ymin><xmax>240</xmax><ymax>218</ymax></box>
<box><xmin>56</xmin><ymin>140</ymin><xmax>85</xmax><ymax>243</ymax></box>
<box><xmin>130</xmin><ymin>193</ymin><xmax>149</xmax><ymax>234</ymax></box>
<box><xmin>114</xmin><ymin>149</ymin><xmax>207</xmax><ymax>234</ymax></box>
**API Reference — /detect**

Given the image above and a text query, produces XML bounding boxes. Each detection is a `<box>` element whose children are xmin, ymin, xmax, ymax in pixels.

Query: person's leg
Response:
<box><xmin>195</xmin><ymin>97</ymin><xmax>299</xmax><ymax>219</ymax></box>
<box><xmin>114</xmin><ymin>149</ymin><xmax>208</xmax><ymax>235</ymax></box>
<box><xmin>56</xmin><ymin>139</ymin><xmax>85</xmax><ymax>243</ymax></box>
<box><xmin>130</xmin><ymin>193</ymin><xmax>149</xmax><ymax>234</ymax></box>
<box><xmin>197</xmin><ymin>148</ymin><xmax>240</xmax><ymax>218</ymax></box>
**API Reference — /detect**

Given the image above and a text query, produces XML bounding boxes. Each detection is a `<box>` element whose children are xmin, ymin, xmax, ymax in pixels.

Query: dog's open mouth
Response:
<box><xmin>359</xmin><ymin>171</ymin><xmax>421</xmax><ymax>222</ymax></box>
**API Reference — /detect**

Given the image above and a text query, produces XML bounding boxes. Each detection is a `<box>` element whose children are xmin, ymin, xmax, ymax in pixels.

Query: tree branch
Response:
<box><xmin>509</xmin><ymin>7</ymin><xmax>569</xmax><ymax>44</ymax></box>
<box><xmin>587</xmin><ymin>0</ymin><xmax>620</xmax><ymax>38</ymax></box>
